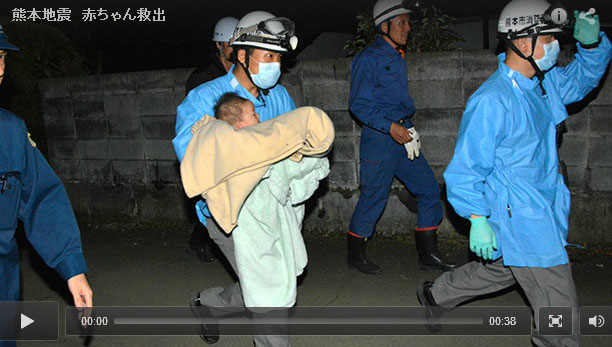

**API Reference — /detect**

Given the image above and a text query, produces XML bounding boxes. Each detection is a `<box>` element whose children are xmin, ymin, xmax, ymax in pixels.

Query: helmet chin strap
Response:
<box><xmin>238</xmin><ymin>48</ymin><xmax>270</xmax><ymax>99</ymax></box>
<box><xmin>381</xmin><ymin>19</ymin><xmax>407</xmax><ymax>51</ymax></box>
<box><xmin>505</xmin><ymin>36</ymin><xmax>547</xmax><ymax>96</ymax></box>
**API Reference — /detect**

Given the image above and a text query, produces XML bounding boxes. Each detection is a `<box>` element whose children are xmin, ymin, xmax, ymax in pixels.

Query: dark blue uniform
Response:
<box><xmin>348</xmin><ymin>36</ymin><xmax>442</xmax><ymax>237</ymax></box>
<box><xmin>0</xmin><ymin>109</ymin><xmax>87</xmax><ymax>302</ymax></box>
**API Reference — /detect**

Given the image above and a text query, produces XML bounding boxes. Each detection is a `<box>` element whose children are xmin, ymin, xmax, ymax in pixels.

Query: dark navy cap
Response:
<box><xmin>0</xmin><ymin>25</ymin><xmax>19</xmax><ymax>51</ymax></box>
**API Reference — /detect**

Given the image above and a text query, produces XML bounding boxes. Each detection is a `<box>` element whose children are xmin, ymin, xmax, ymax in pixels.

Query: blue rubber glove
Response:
<box><xmin>574</xmin><ymin>9</ymin><xmax>600</xmax><ymax>46</ymax></box>
<box><xmin>469</xmin><ymin>217</ymin><xmax>497</xmax><ymax>260</ymax></box>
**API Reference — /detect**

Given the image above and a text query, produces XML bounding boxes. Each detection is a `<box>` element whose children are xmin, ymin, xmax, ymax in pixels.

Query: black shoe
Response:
<box><xmin>419</xmin><ymin>253</ymin><xmax>457</xmax><ymax>271</ymax></box>
<box><xmin>189</xmin><ymin>293</ymin><xmax>219</xmax><ymax>344</ymax></box>
<box><xmin>416</xmin><ymin>281</ymin><xmax>441</xmax><ymax>333</ymax></box>
<box><xmin>189</xmin><ymin>225</ymin><xmax>216</xmax><ymax>262</ymax></box>
<box><xmin>415</xmin><ymin>229</ymin><xmax>457</xmax><ymax>271</ymax></box>
<box><xmin>347</xmin><ymin>234</ymin><xmax>382</xmax><ymax>275</ymax></box>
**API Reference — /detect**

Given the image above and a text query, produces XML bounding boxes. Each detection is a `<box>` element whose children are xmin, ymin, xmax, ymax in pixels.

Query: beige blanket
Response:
<box><xmin>180</xmin><ymin>106</ymin><xmax>335</xmax><ymax>233</ymax></box>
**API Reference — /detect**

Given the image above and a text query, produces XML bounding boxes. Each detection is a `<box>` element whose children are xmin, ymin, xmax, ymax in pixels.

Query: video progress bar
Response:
<box><xmin>66</xmin><ymin>306</ymin><xmax>531</xmax><ymax>336</ymax></box>
<box><xmin>114</xmin><ymin>317</ymin><xmax>483</xmax><ymax>325</ymax></box>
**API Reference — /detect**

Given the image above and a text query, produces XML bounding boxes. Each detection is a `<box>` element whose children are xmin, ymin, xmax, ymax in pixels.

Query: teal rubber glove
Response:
<box><xmin>574</xmin><ymin>9</ymin><xmax>600</xmax><ymax>46</ymax></box>
<box><xmin>469</xmin><ymin>217</ymin><xmax>497</xmax><ymax>260</ymax></box>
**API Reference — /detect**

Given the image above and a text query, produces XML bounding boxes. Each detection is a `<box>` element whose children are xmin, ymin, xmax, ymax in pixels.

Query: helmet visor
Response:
<box><xmin>234</xmin><ymin>17</ymin><xmax>298</xmax><ymax>51</ymax></box>
<box><xmin>259</xmin><ymin>17</ymin><xmax>295</xmax><ymax>38</ymax></box>
<box><xmin>237</xmin><ymin>17</ymin><xmax>296</xmax><ymax>41</ymax></box>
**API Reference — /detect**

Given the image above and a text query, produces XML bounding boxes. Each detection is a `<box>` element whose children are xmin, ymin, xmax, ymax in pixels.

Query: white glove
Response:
<box><xmin>403</xmin><ymin>127</ymin><xmax>421</xmax><ymax>160</ymax></box>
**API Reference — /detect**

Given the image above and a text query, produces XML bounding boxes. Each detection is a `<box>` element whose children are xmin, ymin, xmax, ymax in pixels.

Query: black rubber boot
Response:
<box><xmin>415</xmin><ymin>229</ymin><xmax>457</xmax><ymax>271</ymax></box>
<box><xmin>347</xmin><ymin>233</ymin><xmax>382</xmax><ymax>275</ymax></box>
<box><xmin>416</xmin><ymin>281</ymin><xmax>442</xmax><ymax>333</ymax></box>
<box><xmin>189</xmin><ymin>224</ymin><xmax>216</xmax><ymax>262</ymax></box>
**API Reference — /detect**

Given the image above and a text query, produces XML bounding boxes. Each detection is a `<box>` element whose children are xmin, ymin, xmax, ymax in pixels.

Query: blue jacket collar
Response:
<box><xmin>226</xmin><ymin>64</ymin><xmax>266</xmax><ymax>107</ymax></box>
<box><xmin>225</xmin><ymin>65</ymin><xmax>240</xmax><ymax>88</ymax></box>
<box><xmin>375</xmin><ymin>36</ymin><xmax>402</xmax><ymax>56</ymax></box>
<box><xmin>497</xmin><ymin>53</ymin><xmax>539</xmax><ymax>91</ymax></box>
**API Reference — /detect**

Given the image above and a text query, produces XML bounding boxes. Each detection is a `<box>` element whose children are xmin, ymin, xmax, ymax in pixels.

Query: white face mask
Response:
<box><xmin>534</xmin><ymin>39</ymin><xmax>560</xmax><ymax>72</ymax></box>
<box><xmin>249</xmin><ymin>56</ymin><xmax>281</xmax><ymax>89</ymax></box>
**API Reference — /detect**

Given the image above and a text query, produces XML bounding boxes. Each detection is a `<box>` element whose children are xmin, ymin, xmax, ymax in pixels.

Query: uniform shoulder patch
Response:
<box><xmin>27</xmin><ymin>132</ymin><xmax>37</xmax><ymax>147</ymax></box>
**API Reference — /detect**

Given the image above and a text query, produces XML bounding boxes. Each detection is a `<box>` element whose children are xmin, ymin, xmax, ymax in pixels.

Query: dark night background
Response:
<box><xmin>1</xmin><ymin>0</ymin><xmax>612</xmax><ymax>74</ymax></box>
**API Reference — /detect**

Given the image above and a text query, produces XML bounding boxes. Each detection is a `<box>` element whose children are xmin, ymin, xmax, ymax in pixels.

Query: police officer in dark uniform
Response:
<box><xmin>0</xmin><ymin>25</ymin><xmax>92</xmax><ymax>347</ymax></box>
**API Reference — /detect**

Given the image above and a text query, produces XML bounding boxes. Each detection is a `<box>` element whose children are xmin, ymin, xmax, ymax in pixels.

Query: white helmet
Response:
<box><xmin>497</xmin><ymin>0</ymin><xmax>567</xmax><ymax>39</ymax></box>
<box><xmin>213</xmin><ymin>17</ymin><xmax>239</xmax><ymax>42</ymax></box>
<box><xmin>373</xmin><ymin>0</ymin><xmax>420</xmax><ymax>26</ymax></box>
<box><xmin>230</xmin><ymin>11</ymin><xmax>298</xmax><ymax>52</ymax></box>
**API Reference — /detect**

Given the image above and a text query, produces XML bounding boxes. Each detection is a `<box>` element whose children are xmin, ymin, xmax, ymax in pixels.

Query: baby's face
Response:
<box><xmin>234</xmin><ymin>100</ymin><xmax>260</xmax><ymax>129</ymax></box>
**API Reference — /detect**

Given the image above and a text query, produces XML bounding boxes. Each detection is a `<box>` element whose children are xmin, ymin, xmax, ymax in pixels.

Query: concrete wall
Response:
<box><xmin>39</xmin><ymin>50</ymin><xmax>612</xmax><ymax>245</ymax></box>
<box><xmin>38</xmin><ymin>69</ymin><xmax>195</xmax><ymax>222</ymax></box>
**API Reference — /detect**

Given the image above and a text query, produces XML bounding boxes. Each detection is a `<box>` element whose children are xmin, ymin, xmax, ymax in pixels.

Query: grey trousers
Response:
<box><xmin>431</xmin><ymin>258</ymin><xmax>579</xmax><ymax>347</ymax></box>
<box><xmin>199</xmin><ymin>218</ymin><xmax>290</xmax><ymax>347</ymax></box>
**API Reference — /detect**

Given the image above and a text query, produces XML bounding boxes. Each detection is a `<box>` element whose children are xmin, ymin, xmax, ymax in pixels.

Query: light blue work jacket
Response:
<box><xmin>173</xmin><ymin>65</ymin><xmax>296</xmax><ymax>223</ymax></box>
<box><xmin>444</xmin><ymin>33</ymin><xmax>611</xmax><ymax>267</ymax></box>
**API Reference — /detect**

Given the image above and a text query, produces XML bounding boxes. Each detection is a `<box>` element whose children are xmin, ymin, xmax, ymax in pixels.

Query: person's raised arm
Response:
<box><xmin>548</xmin><ymin>11</ymin><xmax>611</xmax><ymax>105</ymax></box>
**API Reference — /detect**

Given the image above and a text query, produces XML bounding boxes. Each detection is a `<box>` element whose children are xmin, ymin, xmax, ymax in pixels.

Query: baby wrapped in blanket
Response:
<box><xmin>181</xmin><ymin>92</ymin><xmax>334</xmax><ymax>310</ymax></box>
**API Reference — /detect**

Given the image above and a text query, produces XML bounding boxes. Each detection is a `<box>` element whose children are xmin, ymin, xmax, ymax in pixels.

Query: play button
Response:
<box><xmin>21</xmin><ymin>314</ymin><xmax>35</xmax><ymax>329</ymax></box>
<box><xmin>0</xmin><ymin>301</ymin><xmax>57</xmax><ymax>340</ymax></box>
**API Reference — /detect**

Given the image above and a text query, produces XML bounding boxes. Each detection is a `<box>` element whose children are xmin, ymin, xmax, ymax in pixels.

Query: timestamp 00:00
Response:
<box><xmin>81</xmin><ymin>316</ymin><xmax>109</xmax><ymax>326</ymax></box>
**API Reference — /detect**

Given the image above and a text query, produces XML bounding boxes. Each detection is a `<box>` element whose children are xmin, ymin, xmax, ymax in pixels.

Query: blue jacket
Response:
<box><xmin>444</xmin><ymin>33</ymin><xmax>612</xmax><ymax>267</ymax></box>
<box><xmin>349</xmin><ymin>36</ymin><xmax>416</xmax><ymax>160</ymax></box>
<box><xmin>173</xmin><ymin>66</ymin><xmax>296</xmax><ymax>223</ymax></box>
<box><xmin>0</xmin><ymin>109</ymin><xmax>87</xmax><ymax>300</ymax></box>
<box><xmin>173</xmin><ymin>65</ymin><xmax>296</xmax><ymax>162</ymax></box>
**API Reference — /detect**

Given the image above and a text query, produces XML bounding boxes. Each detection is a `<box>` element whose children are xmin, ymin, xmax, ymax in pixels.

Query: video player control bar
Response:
<box><xmin>66</xmin><ymin>306</ymin><xmax>531</xmax><ymax>336</ymax></box>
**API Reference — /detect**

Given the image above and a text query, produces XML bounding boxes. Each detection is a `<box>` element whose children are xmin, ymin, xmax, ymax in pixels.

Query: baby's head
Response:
<box><xmin>214</xmin><ymin>92</ymin><xmax>260</xmax><ymax>129</ymax></box>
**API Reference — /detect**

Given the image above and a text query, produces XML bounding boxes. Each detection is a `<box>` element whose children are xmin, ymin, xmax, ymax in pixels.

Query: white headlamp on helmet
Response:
<box><xmin>232</xmin><ymin>14</ymin><xmax>298</xmax><ymax>52</ymax></box>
